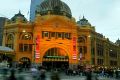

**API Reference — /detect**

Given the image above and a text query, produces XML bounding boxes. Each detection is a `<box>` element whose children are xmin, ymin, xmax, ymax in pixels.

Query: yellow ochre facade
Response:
<box><xmin>2</xmin><ymin>0</ymin><xmax>120</xmax><ymax>69</ymax></box>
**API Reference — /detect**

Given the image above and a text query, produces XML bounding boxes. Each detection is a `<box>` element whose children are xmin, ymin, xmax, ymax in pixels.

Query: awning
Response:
<box><xmin>0</xmin><ymin>46</ymin><xmax>14</xmax><ymax>52</ymax></box>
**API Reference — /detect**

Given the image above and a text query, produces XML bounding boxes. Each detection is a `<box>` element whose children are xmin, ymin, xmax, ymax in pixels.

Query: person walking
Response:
<box><xmin>8</xmin><ymin>69</ymin><xmax>17</xmax><ymax>80</ymax></box>
<box><xmin>37</xmin><ymin>67</ymin><xmax>46</xmax><ymax>80</ymax></box>
<box><xmin>50</xmin><ymin>71</ymin><xmax>60</xmax><ymax>80</ymax></box>
<box><xmin>85</xmin><ymin>68</ymin><xmax>92</xmax><ymax>80</ymax></box>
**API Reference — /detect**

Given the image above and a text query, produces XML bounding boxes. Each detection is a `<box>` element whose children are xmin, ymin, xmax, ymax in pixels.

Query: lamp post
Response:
<box><xmin>31</xmin><ymin>39</ymin><xmax>36</xmax><ymax>66</ymax></box>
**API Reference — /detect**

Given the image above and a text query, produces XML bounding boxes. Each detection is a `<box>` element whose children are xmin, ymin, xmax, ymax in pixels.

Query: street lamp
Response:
<box><xmin>88</xmin><ymin>35</ymin><xmax>91</xmax><ymax>38</ymax></box>
<box><xmin>110</xmin><ymin>49</ymin><xmax>113</xmax><ymax>52</ymax></box>
<box><xmin>22</xmin><ymin>29</ymin><xmax>26</xmax><ymax>33</ymax></box>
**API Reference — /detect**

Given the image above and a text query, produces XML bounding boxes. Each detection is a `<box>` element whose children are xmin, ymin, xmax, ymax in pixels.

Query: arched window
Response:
<box><xmin>7</xmin><ymin>34</ymin><xmax>14</xmax><ymax>42</ymax></box>
<box><xmin>78</xmin><ymin>36</ymin><xmax>86</xmax><ymax>43</ymax></box>
<box><xmin>21</xmin><ymin>34</ymin><xmax>32</xmax><ymax>40</ymax></box>
<box><xmin>19</xmin><ymin>57</ymin><xmax>30</xmax><ymax>62</ymax></box>
<box><xmin>19</xmin><ymin>33</ymin><xmax>32</xmax><ymax>52</ymax></box>
<box><xmin>43</xmin><ymin>47</ymin><xmax>68</xmax><ymax>59</ymax></box>
<box><xmin>19</xmin><ymin>57</ymin><xmax>31</xmax><ymax>68</ymax></box>
<box><xmin>6</xmin><ymin>34</ymin><xmax>14</xmax><ymax>49</ymax></box>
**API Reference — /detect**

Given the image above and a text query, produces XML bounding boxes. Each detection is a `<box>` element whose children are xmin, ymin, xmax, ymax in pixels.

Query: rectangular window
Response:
<box><xmin>19</xmin><ymin>44</ymin><xmax>32</xmax><ymax>52</ymax></box>
<box><xmin>110</xmin><ymin>60</ymin><xmax>117</xmax><ymax>66</ymax></box>
<box><xmin>97</xmin><ymin>59</ymin><xmax>103</xmax><ymax>65</ymax></box>
<box><xmin>44</xmin><ymin>31</ymin><xmax>49</xmax><ymax>37</ymax></box>
<box><xmin>19</xmin><ymin>44</ymin><xmax>23</xmax><ymax>52</ymax></box>
<box><xmin>24</xmin><ymin>44</ymin><xmax>28</xmax><ymax>51</ymax></box>
<box><xmin>51</xmin><ymin>32</ymin><xmax>55</xmax><ymax>37</ymax></box>
<box><xmin>58</xmin><ymin>32</ymin><xmax>62</xmax><ymax>38</ymax></box>
<box><xmin>29</xmin><ymin>44</ymin><xmax>32</xmax><ymax>51</ymax></box>
<box><xmin>64</xmin><ymin>33</ymin><xmax>71</xmax><ymax>39</ymax></box>
<box><xmin>109</xmin><ymin>51</ymin><xmax>117</xmax><ymax>58</ymax></box>
<box><xmin>65</xmin><ymin>33</ymin><xmax>68</xmax><ymax>39</ymax></box>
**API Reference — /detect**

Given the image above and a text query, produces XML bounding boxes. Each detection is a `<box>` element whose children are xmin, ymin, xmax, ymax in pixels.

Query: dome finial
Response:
<box><xmin>18</xmin><ymin>10</ymin><xmax>21</xmax><ymax>14</ymax></box>
<box><xmin>83</xmin><ymin>15</ymin><xmax>85</xmax><ymax>19</ymax></box>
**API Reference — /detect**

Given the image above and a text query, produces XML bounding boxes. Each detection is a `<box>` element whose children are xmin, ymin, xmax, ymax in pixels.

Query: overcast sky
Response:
<box><xmin>0</xmin><ymin>0</ymin><xmax>120</xmax><ymax>42</ymax></box>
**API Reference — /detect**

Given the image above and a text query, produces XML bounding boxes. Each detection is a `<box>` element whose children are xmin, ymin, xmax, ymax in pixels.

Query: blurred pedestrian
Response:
<box><xmin>37</xmin><ymin>67</ymin><xmax>46</xmax><ymax>80</ymax></box>
<box><xmin>8</xmin><ymin>69</ymin><xmax>17</xmax><ymax>80</ymax></box>
<box><xmin>17</xmin><ymin>68</ymin><xmax>25</xmax><ymax>80</ymax></box>
<box><xmin>2</xmin><ymin>68</ymin><xmax>8</xmax><ymax>80</ymax></box>
<box><xmin>30</xmin><ymin>67</ymin><xmax>39</xmax><ymax>79</ymax></box>
<box><xmin>85</xmin><ymin>68</ymin><xmax>92</xmax><ymax>80</ymax></box>
<box><xmin>50</xmin><ymin>71</ymin><xmax>60</xmax><ymax>80</ymax></box>
<box><xmin>115</xmin><ymin>70</ymin><xmax>118</xmax><ymax>79</ymax></box>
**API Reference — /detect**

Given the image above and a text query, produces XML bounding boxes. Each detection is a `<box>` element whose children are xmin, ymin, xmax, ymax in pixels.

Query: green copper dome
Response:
<box><xmin>11</xmin><ymin>11</ymin><xmax>27</xmax><ymax>22</ymax></box>
<box><xmin>36</xmin><ymin>0</ymin><xmax>72</xmax><ymax>18</ymax></box>
<box><xmin>77</xmin><ymin>16</ymin><xmax>91</xmax><ymax>26</ymax></box>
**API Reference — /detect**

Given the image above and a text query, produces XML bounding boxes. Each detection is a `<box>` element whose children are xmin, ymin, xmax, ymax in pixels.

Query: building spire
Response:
<box><xmin>18</xmin><ymin>10</ymin><xmax>22</xmax><ymax>14</ymax></box>
<box><xmin>83</xmin><ymin>15</ymin><xmax>85</xmax><ymax>19</ymax></box>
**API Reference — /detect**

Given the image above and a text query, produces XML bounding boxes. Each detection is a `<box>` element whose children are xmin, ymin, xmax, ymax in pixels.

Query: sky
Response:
<box><xmin>0</xmin><ymin>0</ymin><xmax>120</xmax><ymax>42</ymax></box>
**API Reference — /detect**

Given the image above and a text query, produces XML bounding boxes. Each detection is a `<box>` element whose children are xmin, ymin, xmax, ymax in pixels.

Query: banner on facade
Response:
<box><xmin>35</xmin><ymin>35</ymin><xmax>40</xmax><ymax>59</ymax></box>
<box><xmin>72</xmin><ymin>37</ymin><xmax>77</xmax><ymax>59</ymax></box>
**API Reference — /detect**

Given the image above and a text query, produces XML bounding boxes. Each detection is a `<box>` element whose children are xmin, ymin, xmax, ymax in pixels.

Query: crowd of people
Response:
<box><xmin>0</xmin><ymin>64</ymin><xmax>120</xmax><ymax>80</ymax></box>
<box><xmin>0</xmin><ymin>65</ymin><xmax>61</xmax><ymax>80</ymax></box>
<box><xmin>65</xmin><ymin>66</ymin><xmax>120</xmax><ymax>80</ymax></box>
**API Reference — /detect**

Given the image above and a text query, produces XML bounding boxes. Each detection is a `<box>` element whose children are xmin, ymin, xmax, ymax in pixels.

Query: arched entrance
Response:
<box><xmin>19</xmin><ymin>57</ymin><xmax>31</xmax><ymax>68</ymax></box>
<box><xmin>42</xmin><ymin>47</ymin><xmax>69</xmax><ymax>70</ymax></box>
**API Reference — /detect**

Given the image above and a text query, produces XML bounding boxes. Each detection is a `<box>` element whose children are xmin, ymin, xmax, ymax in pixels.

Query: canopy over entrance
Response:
<box><xmin>0</xmin><ymin>46</ymin><xmax>15</xmax><ymax>58</ymax></box>
<box><xmin>0</xmin><ymin>46</ymin><xmax>14</xmax><ymax>52</ymax></box>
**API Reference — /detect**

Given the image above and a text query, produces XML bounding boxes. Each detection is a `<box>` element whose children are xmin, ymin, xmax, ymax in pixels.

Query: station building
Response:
<box><xmin>1</xmin><ymin>0</ymin><xmax>120</xmax><ymax>69</ymax></box>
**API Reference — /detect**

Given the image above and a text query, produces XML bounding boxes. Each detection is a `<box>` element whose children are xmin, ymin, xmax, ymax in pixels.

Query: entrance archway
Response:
<box><xmin>42</xmin><ymin>47</ymin><xmax>69</xmax><ymax>70</ymax></box>
<box><xmin>19</xmin><ymin>57</ymin><xmax>31</xmax><ymax>68</ymax></box>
